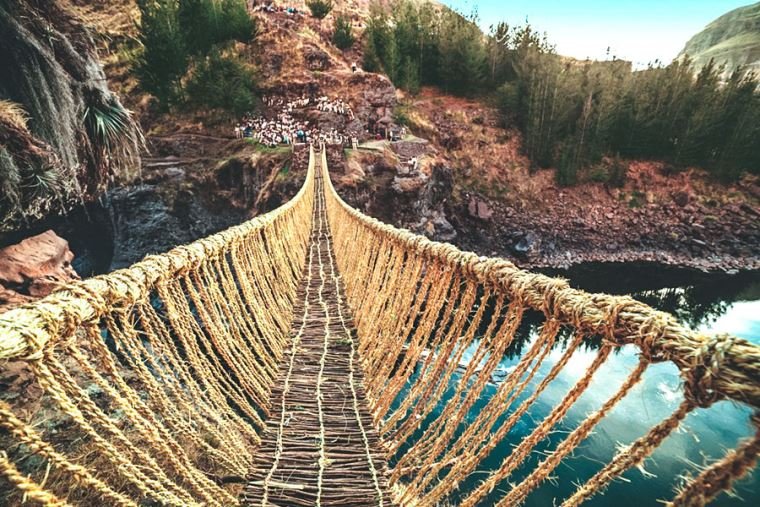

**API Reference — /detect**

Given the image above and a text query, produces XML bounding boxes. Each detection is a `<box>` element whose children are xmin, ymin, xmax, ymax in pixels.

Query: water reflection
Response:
<box><xmin>390</xmin><ymin>264</ymin><xmax>760</xmax><ymax>506</ymax></box>
<box><xmin>543</xmin><ymin>262</ymin><xmax>760</xmax><ymax>331</ymax></box>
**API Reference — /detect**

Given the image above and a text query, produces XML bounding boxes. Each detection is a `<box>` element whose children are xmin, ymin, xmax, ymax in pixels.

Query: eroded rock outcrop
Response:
<box><xmin>0</xmin><ymin>0</ymin><xmax>141</xmax><ymax>236</ymax></box>
<box><xmin>0</xmin><ymin>230</ymin><xmax>79</xmax><ymax>311</ymax></box>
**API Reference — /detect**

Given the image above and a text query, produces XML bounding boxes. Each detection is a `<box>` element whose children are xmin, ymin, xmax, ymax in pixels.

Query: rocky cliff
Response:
<box><xmin>678</xmin><ymin>2</ymin><xmax>760</xmax><ymax>77</ymax></box>
<box><xmin>0</xmin><ymin>0</ymin><xmax>141</xmax><ymax>239</ymax></box>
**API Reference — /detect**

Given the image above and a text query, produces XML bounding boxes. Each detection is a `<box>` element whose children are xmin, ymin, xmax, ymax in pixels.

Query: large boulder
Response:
<box><xmin>0</xmin><ymin>230</ymin><xmax>79</xmax><ymax>311</ymax></box>
<box><xmin>468</xmin><ymin>197</ymin><xmax>493</xmax><ymax>220</ymax></box>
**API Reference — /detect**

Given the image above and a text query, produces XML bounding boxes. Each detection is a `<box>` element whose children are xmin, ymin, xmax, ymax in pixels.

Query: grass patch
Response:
<box><xmin>246</xmin><ymin>139</ymin><xmax>293</xmax><ymax>155</ymax></box>
<box><xmin>628</xmin><ymin>190</ymin><xmax>645</xmax><ymax>208</ymax></box>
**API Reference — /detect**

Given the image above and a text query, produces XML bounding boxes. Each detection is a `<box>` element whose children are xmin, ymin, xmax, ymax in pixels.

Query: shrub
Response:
<box><xmin>306</xmin><ymin>0</ymin><xmax>333</xmax><ymax>20</ymax></box>
<box><xmin>607</xmin><ymin>155</ymin><xmax>627</xmax><ymax>187</ymax></box>
<box><xmin>136</xmin><ymin>0</ymin><xmax>255</xmax><ymax>108</ymax></box>
<box><xmin>332</xmin><ymin>15</ymin><xmax>354</xmax><ymax>50</ymax></box>
<box><xmin>179</xmin><ymin>0</ymin><xmax>256</xmax><ymax>56</ymax></box>
<box><xmin>218</xmin><ymin>0</ymin><xmax>257</xmax><ymax>44</ymax></box>
<box><xmin>495</xmin><ymin>82</ymin><xmax>519</xmax><ymax>121</ymax></box>
<box><xmin>186</xmin><ymin>54</ymin><xmax>257</xmax><ymax>115</ymax></box>
<box><xmin>83</xmin><ymin>101</ymin><xmax>133</xmax><ymax>157</ymax></box>
<box><xmin>628</xmin><ymin>190</ymin><xmax>645</xmax><ymax>208</ymax></box>
<box><xmin>556</xmin><ymin>145</ymin><xmax>579</xmax><ymax>186</ymax></box>
<box><xmin>393</xmin><ymin>106</ymin><xmax>410</xmax><ymax>126</ymax></box>
<box><xmin>135</xmin><ymin>0</ymin><xmax>187</xmax><ymax>106</ymax></box>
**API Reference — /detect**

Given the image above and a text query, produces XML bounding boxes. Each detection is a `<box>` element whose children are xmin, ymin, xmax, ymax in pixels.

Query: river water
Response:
<box><xmin>390</xmin><ymin>264</ymin><xmax>760</xmax><ymax>506</ymax></box>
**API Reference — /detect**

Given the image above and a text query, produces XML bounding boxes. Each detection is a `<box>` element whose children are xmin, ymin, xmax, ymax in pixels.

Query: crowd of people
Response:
<box><xmin>316</xmin><ymin>97</ymin><xmax>354</xmax><ymax>119</ymax></box>
<box><xmin>234</xmin><ymin>112</ymin><xmax>308</xmax><ymax>147</ymax></box>
<box><xmin>235</xmin><ymin>95</ymin><xmax>357</xmax><ymax>147</ymax></box>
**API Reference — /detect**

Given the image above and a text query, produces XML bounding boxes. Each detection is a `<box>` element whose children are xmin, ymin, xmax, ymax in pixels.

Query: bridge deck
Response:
<box><xmin>242</xmin><ymin>160</ymin><xmax>393</xmax><ymax>507</ymax></box>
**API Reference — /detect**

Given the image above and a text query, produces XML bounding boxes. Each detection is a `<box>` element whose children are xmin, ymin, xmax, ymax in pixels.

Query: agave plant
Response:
<box><xmin>82</xmin><ymin>91</ymin><xmax>144</xmax><ymax>190</ymax></box>
<box><xmin>83</xmin><ymin>100</ymin><xmax>133</xmax><ymax>151</ymax></box>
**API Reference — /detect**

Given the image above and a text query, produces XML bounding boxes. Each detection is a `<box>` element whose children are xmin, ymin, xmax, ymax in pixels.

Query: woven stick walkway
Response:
<box><xmin>0</xmin><ymin>146</ymin><xmax>758</xmax><ymax>507</ymax></box>
<box><xmin>241</xmin><ymin>154</ymin><xmax>391</xmax><ymax>507</ymax></box>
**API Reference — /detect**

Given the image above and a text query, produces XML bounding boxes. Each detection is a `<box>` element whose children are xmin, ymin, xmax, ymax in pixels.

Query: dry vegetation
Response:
<box><xmin>0</xmin><ymin>100</ymin><xmax>29</xmax><ymax>132</ymax></box>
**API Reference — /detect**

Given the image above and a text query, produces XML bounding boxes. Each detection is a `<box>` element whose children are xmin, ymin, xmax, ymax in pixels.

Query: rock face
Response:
<box><xmin>0</xmin><ymin>0</ymin><xmax>141</xmax><ymax>235</ymax></box>
<box><xmin>678</xmin><ymin>2</ymin><xmax>760</xmax><ymax>77</ymax></box>
<box><xmin>0</xmin><ymin>230</ymin><xmax>79</xmax><ymax>311</ymax></box>
<box><xmin>304</xmin><ymin>45</ymin><xmax>331</xmax><ymax>71</ymax></box>
<box><xmin>103</xmin><ymin>141</ymin><xmax>303</xmax><ymax>271</ymax></box>
<box><xmin>345</xmin><ymin>148</ymin><xmax>457</xmax><ymax>243</ymax></box>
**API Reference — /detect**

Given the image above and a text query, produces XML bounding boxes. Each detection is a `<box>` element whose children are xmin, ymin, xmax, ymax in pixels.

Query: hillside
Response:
<box><xmin>678</xmin><ymin>1</ymin><xmax>760</xmax><ymax>76</ymax></box>
<box><xmin>43</xmin><ymin>0</ymin><xmax>760</xmax><ymax>274</ymax></box>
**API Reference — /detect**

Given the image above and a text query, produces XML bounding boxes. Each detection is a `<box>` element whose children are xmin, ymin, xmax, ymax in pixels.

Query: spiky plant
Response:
<box><xmin>82</xmin><ymin>91</ymin><xmax>144</xmax><ymax>190</ymax></box>
<box><xmin>0</xmin><ymin>118</ymin><xmax>68</xmax><ymax>232</ymax></box>
<box><xmin>83</xmin><ymin>101</ymin><xmax>132</xmax><ymax>152</ymax></box>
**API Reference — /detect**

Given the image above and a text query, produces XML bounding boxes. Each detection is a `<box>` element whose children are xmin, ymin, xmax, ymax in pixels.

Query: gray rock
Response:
<box><xmin>513</xmin><ymin>232</ymin><xmax>540</xmax><ymax>257</ymax></box>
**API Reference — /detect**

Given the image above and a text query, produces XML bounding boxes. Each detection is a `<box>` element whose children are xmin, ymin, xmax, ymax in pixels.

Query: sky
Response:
<box><xmin>442</xmin><ymin>1</ymin><xmax>756</xmax><ymax>68</ymax></box>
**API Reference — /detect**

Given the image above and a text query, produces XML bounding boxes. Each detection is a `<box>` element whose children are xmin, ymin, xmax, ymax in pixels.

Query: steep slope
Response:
<box><xmin>678</xmin><ymin>1</ymin><xmax>760</xmax><ymax>76</ymax></box>
<box><xmin>61</xmin><ymin>0</ymin><xmax>760</xmax><ymax>274</ymax></box>
<box><xmin>0</xmin><ymin>0</ymin><xmax>141</xmax><ymax>238</ymax></box>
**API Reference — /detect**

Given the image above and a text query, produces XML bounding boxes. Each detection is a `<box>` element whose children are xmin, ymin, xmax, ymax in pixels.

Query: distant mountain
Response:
<box><xmin>678</xmin><ymin>2</ymin><xmax>760</xmax><ymax>77</ymax></box>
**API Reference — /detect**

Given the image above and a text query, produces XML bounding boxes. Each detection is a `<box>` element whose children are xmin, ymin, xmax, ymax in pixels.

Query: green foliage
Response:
<box><xmin>393</xmin><ymin>105</ymin><xmax>410</xmax><ymax>126</ymax></box>
<box><xmin>332</xmin><ymin>15</ymin><xmax>355</xmax><ymax>50</ymax></box>
<box><xmin>219</xmin><ymin>0</ymin><xmax>258</xmax><ymax>44</ymax></box>
<box><xmin>489</xmin><ymin>27</ymin><xmax>760</xmax><ymax>181</ymax></box>
<box><xmin>362</xmin><ymin>3</ymin><xmax>391</xmax><ymax>73</ymax></box>
<box><xmin>556</xmin><ymin>144</ymin><xmax>579</xmax><ymax>186</ymax></box>
<box><xmin>306</xmin><ymin>0</ymin><xmax>333</xmax><ymax>20</ymax></box>
<box><xmin>135</xmin><ymin>0</ymin><xmax>256</xmax><ymax>112</ymax></box>
<box><xmin>365</xmin><ymin>1</ymin><xmax>759</xmax><ymax>182</ymax></box>
<box><xmin>628</xmin><ymin>190</ymin><xmax>645</xmax><ymax>208</ymax></box>
<box><xmin>494</xmin><ymin>82</ymin><xmax>518</xmax><ymax>121</ymax></box>
<box><xmin>178</xmin><ymin>0</ymin><xmax>256</xmax><ymax>56</ymax></box>
<box><xmin>362</xmin><ymin>0</ymin><xmax>485</xmax><ymax>96</ymax></box>
<box><xmin>83</xmin><ymin>102</ymin><xmax>133</xmax><ymax>152</ymax></box>
<box><xmin>588</xmin><ymin>156</ymin><xmax>627</xmax><ymax>187</ymax></box>
<box><xmin>134</xmin><ymin>0</ymin><xmax>187</xmax><ymax>106</ymax></box>
<box><xmin>436</xmin><ymin>8</ymin><xmax>487</xmax><ymax>95</ymax></box>
<box><xmin>79</xmin><ymin>89</ymin><xmax>144</xmax><ymax>188</ymax></box>
<box><xmin>186</xmin><ymin>53</ymin><xmax>257</xmax><ymax>115</ymax></box>
<box><xmin>607</xmin><ymin>156</ymin><xmax>628</xmax><ymax>187</ymax></box>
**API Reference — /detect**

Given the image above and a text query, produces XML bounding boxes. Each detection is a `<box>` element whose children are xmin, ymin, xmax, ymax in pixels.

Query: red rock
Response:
<box><xmin>468</xmin><ymin>197</ymin><xmax>493</xmax><ymax>220</ymax></box>
<box><xmin>0</xmin><ymin>230</ymin><xmax>79</xmax><ymax>313</ymax></box>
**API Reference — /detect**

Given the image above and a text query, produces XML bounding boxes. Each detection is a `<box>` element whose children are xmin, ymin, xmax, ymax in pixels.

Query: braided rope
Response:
<box><xmin>0</xmin><ymin>146</ymin><xmax>314</xmax><ymax>505</ymax></box>
<box><xmin>319</xmin><ymin>148</ymin><xmax>760</xmax><ymax>506</ymax></box>
<box><xmin>1</xmin><ymin>145</ymin><xmax>758</xmax><ymax>506</ymax></box>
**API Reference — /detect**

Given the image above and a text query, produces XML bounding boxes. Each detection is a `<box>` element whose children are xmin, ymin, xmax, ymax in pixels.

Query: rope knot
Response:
<box><xmin>600</xmin><ymin>297</ymin><xmax>643</xmax><ymax>348</ymax></box>
<box><xmin>682</xmin><ymin>333</ymin><xmax>736</xmax><ymax>409</ymax></box>
<box><xmin>539</xmin><ymin>278</ymin><xmax>568</xmax><ymax>319</ymax></box>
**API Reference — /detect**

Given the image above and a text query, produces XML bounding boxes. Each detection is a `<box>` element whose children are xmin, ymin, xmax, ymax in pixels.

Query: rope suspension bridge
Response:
<box><xmin>0</xmin><ymin>146</ymin><xmax>758</xmax><ymax>506</ymax></box>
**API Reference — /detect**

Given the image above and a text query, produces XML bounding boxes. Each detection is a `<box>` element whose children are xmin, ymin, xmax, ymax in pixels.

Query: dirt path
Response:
<box><xmin>242</xmin><ymin>157</ymin><xmax>393</xmax><ymax>507</ymax></box>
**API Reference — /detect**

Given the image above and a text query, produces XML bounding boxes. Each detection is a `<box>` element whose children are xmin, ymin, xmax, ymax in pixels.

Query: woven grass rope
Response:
<box><xmin>0</xmin><ymin>146</ymin><xmax>757</xmax><ymax>506</ymax></box>
<box><xmin>319</xmin><ymin>149</ymin><xmax>760</xmax><ymax>507</ymax></box>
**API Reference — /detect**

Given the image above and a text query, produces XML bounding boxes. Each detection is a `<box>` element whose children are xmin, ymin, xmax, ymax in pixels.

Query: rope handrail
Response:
<box><xmin>319</xmin><ymin>148</ymin><xmax>760</xmax><ymax>507</ymax></box>
<box><xmin>0</xmin><ymin>151</ymin><xmax>315</xmax><ymax>361</ymax></box>
<box><xmin>318</xmin><ymin>149</ymin><xmax>760</xmax><ymax>410</ymax></box>
<box><xmin>0</xmin><ymin>147</ymin><xmax>316</xmax><ymax>506</ymax></box>
<box><xmin>0</xmin><ymin>145</ymin><xmax>757</xmax><ymax>507</ymax></box>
